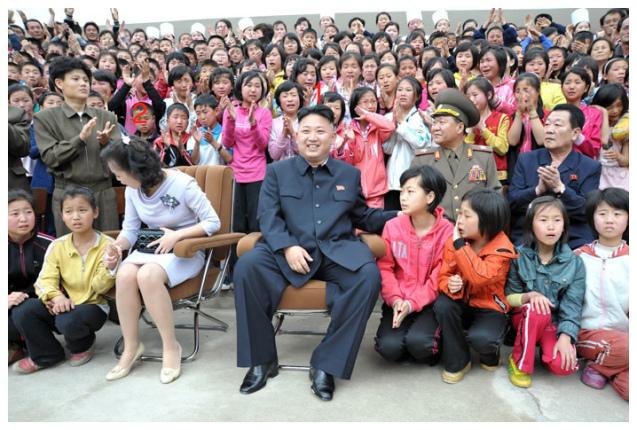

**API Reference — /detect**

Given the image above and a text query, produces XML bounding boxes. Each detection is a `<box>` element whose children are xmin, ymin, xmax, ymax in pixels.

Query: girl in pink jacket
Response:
<box><xmin>375</xmin><ymin>166</ymin><xmax>453</xmax><ymax>363</ymax></box>
<box><xmin>332</xmin><ymin>87</ymin><xmax>395</xmax><ymax>208</ymax></box>
<box><xmin>222</xmin><ymin>70</ymin><xmax>273</xmax><ymax>233</ymax></box>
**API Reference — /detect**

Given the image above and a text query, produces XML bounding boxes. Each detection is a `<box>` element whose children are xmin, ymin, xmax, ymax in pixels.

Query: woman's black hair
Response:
<box><xmin>298</xmin><ymin>104</ymin><xmax>334</xmax><ymax>125</ymax></box>
<box><xmin>96</xmin><ymin>51</ymin><xmax>122</xmax><ymax>78</ymax></box>
<box><xmin>92</xmin><ymin>69</ymin><xmax>118</xmax><ymax>92</ymax></box>
<box><xmin>454</xmin><ymin>42</ymin><xmax>479</xmax><ymax>70</ymax></box>
<box><xmin>572</xmin><ymin>56</ymin><xmax>600</xmax><ymax>86</ymax></box>
<box><xmin>561</xmin><ymin>66</ymin><xmax>592</xmax><ymax>97</ymax></box>
<box><xmin>306</xmin><ymin>48</ymin><xmax>323</xmax><ymax>63</ymax></box>
<box><xmin>209</xmin><ymin>67</ymin><xmax>235</xmax><ymax>96</ymax></box>
<box><xmin>167</xmin><ymin>64</ymin><xmax>195</xmax><ymax>87</ymax></box>
<box><xmin>263</xmin><ymin>43</ymin><xmax>286</xmax><ymax>68</ymax></box>
<box><xmin>243</xmin><ymin>39</ymin><xmax>264</xmax><ymax>59</ymax></box>
<box><xmin>282</xmin><ymin>33</ymin><xmax>302</xmax><ymax>54</ymax></box>
<box><xmin>375</xmin><ymin>12</ymin><xmax>392</xmax><ymax>24</ymax></box>
<box><xmin>333</xmin><ymin>31</ymin><xmax>354</xmax><ymax>46</ymax></box>
<box><xmin>60</xmin><ymin>186</ymin><xmax>98</xmax><ymax>211</ymax></box>
<box><xmin>8</xmin><ymin>189</ymin><xmax>34</xmax><ymax>208</ymax></box>
<box><xmin>522</xmin><ymin>196</ymin><xmax>569</xmax><ymax>246</ymax></box>
<box><xmin>426</xmin><ymin>68</ymin><xmax>457</xmax><ymax>101</ymax></box>
<box><xmin>399</xmin><ymin>165</ymin><xmax>446</xmax><ymax>214</ymax></box>
<box><xmin>362</xmin><ymin>53</ymin><xmax>380</xmax><ymax>66</ymax></box>
<box><xmin>8</xmin><ymin>84</ymin><xmax>34</xmax><ymax>101</ymax></box>
<box><xmin>422</xmin><ymin>56</ymin><xmax>449</xmax><ymax>79</ymax></box>
<box><xmin>547</xmin><ymin>46</ymin><xmax>568</xmax><ymax>79</ymax></box>
<box><xmin>372</xmin><ymin>32</ymin><xmax>393</xmax><ymax>52</ymax></box>
<box><xmin>274</xmin><ymin>80</ymin><xmax>305</xmax><ymax>108</ymax></box>
<box><xmin>514</xmin><ymin>72</ymin><xmax>545</xmax><ymax>118</ymax></box>
<box><xmin>396</xmin><ymin>76</ymin><xmax>423</xmax><ymax>109</ymax></box>
<box><xmin>48</xmin><ymin>56</ymin><xmax>93</xmax><ymax>92</ymax></box>
<box><xmin>585</xmin><ymin>187</ymin><xmax>629</xmax><ymax>242</ymax></box>
<box><xmin>375</xmin><ymin>62</ymin><xmax>398</xmax><ymax>79</ymax></box>
<box><xmin>463</xmin><ymin>76</ymin><xmax>498</xmax><ymax>110</ymax></box>
<box><xmin>395</xmin><ymin>44</ymin><xmax>416</xmax><ymax>57</ymax></box>
<box><xmin>378</xmin><ymin>50</ymin><xmax>398</xmax><ymax>65</ymax></box>
<box><xmin>166</xmin><ymin>102</ymin><xmax>190</xmax><ymax>119</ymax></box>
<box><xmin>290</xmin><ymin>58</ymin><xmax>317</xmax><ymax>83</ymax></box>
<box><xmin>590</xmin><ymin>37</ymin><xmax>614</xmax><ymax>56</ymax></box>
<box><xmin>166</xmin><ymin>51</ymin><xmax>190</xmax><ymax>67</ymax></box>
<box><xmin>102</xmin><ymin>137</ymin><xmax>165</xmax><ymax>195</ymax></box>
<box><xmin>294</xmin><ymin>16</ymin><xmax>312</xmax><ymax>29</ymax></box>
<box><xmin>504</xmin><ymin>46</ymin><xmax>519</xmax><ymax>74</ymax></box>
<box><xmin>338</xmin><ymin>52</ymin><xmax>363</xmax><ymax>70</ymax></box>
<box><xmin>234</xmin><ymin>70</ymin><xmax>267</xmax><ymax>102</ymax></box>
<box><xmin>37</xmin><ymin>90</ymin><xmax>63</xmax><ymax>106</ymax></box>
<box><xmin>385</xmin><ymin>21</ymin><xmax>400</xmax><ymax>33</ymax></box>
<box><xmin>349</xmin><ymin>86</ymin><xmax>378</xmax><ymax>117</ymax></box>
<box><xmin>602</xmin><ymin>57</ymin><xmax>629</xmax><ymax>82</ymax></box>
<box><xmin>592</xmin><ymin>83</ymin><xmax>629</xmax><ymax>116</ymax></box>
<box><xmin>344</xmin><ymin>41</ymin><xmax>364</xmax><ymax>56</ymax></box>
<box><xmin>479</xmin><ymin>45</ymin><xmax>508</xmax><ymax>79</ymax></box>
<box><xmin>398</xmin><ymin>55</ymin><xmax>418</xmax><ymax>70</ymax></box>
<box><xmin>317</xmin><ymin>55</ymin><xmax>339</xmax><ymax>80</ymax></box>
<box><xmin>321</xmin><ymin>91</ymin><xmax>346</xmax><ymax>125</ymax></box>
<box><xmin>406</xmin><ymin>31</ymin><xmax>426</xmax><ymax>45</ymax></box>
<box><xmin>462</xmin><ymin>188</ymin><xmax>511</xmax><ymax>240</ymax></box>
<box><xmin>321</xmin><ymin>42</ymin><xmax>342</xmax><ymax>56</ymax></box>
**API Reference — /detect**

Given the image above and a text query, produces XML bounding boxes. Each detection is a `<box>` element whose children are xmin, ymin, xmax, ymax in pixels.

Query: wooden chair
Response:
<box><xmin>236</xmin><ymin>231</ymin><xmax>386</xmax><ymax>370</ymax></box>
<box><xmin>107</xmin><ymin>165</ymin><xmax>244</xmax><ymax>362</ymax></box>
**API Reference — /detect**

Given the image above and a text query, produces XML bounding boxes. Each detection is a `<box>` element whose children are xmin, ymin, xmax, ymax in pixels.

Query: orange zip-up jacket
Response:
<box><xmin>438</xmin><ymin>231</ymin><xmax>518</xmax><ymax>313</ymax></box>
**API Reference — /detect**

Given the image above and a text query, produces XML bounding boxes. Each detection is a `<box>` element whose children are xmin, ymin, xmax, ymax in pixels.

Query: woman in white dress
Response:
<box><xmin>101</xmin><ymin>137</ymin><xmax>220</xmax><ymax>384</ymax></box>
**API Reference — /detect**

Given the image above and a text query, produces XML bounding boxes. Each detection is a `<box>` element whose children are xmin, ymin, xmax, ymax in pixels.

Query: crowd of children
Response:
<box><xmin>7</xmin><ymin>7</ymin><xmax>629</xmax><ymax>400</ymax></box>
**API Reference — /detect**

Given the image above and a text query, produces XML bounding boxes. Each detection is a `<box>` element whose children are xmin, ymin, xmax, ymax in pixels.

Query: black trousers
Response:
<box><xmin>432</xmin><ymin>294</ymin><xmax>508</xmax><ymax>372</ymax></box>
<box><xmin>375</xmin><ymin>303</ymin><xmax>440</xmax><ymax>364</ymax></box>
<box><xmin>11</xmin><ymin>298</ymin><xmax>107</xmax><ymax>367</ymax></box>
<box><xmin>234</xmin><ymin>244</ymin><xmax>380</xmax><ymax>379</ymax></box>
<box><xmin>232</xmin><ymin>181</ymin><xmax>262</xmax><ymax>234</ymax></box>
<box><xmin>383</xmin><ymin>190</ymin><xmax>401</xmax><ymax>211</ymax></box>
<box><xmin>8</xmin><ymin>310</ymin><xmax>23</xmax><ymax>345</ymax></box>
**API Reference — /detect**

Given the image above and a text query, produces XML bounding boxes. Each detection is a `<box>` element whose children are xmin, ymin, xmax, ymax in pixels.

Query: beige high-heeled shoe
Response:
<box><xmin>105</xmin><ymin>343</ymin><xmax>145</xmax><ymax>381</ymax></box>
<box><xmin>159</xmin><ymin>343</ymin><xmax>182</xmax><ymax>384</ymax></box>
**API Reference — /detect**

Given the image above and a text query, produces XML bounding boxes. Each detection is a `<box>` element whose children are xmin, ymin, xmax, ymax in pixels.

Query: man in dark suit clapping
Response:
<box><xmin>234</xmin><ymin>105</ymin><xmax>397</xmax><ymax>401</ymax></box>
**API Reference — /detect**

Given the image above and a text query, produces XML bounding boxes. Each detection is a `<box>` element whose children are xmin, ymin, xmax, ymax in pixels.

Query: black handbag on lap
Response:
<box><xmin>133</xmin><ymin>229</ymin><xmax>165</xmax><ymax>254</ymax></box>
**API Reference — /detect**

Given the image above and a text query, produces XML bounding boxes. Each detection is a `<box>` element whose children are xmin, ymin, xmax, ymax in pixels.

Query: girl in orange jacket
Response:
<box><xmin>433</xmin><ymin>189</ymin><xmax>518</xmax><ymax>384</ymax></box>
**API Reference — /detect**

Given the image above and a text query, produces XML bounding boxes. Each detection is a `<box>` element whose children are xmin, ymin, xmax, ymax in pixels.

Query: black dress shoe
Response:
<box><xmin>240</xmin><ymin>361</ymin><xmax>279</xmax><ymax>394</ymax></box>
<box><xmin>309</xmin><ymin>367</ymin><xmax>334</xmax><ymax>401</ymax></box>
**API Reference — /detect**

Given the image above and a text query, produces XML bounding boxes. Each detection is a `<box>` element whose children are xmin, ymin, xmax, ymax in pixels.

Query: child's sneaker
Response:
<box><xmin>8</xmin><ymin>343</ymin><xmax>25</xmax><ymax>365</ymax></box>
<box><xmin>581</xmin><ymin>362</ymin><xmax>607</xmax><ymax>389</ymax></box>
<box><xmin>442</xmin><ymin>361</ymin><xmax>472</xmax><ymax>384</ymax></box>
<box><xmin>507</xmin><ymin>354</ymin><xmax>531</xmax><ymax>388</ymax></box>
<box><xmin>69</xmin><ymin>345</ymin><xmax>94</xmax><ymax>367</ymax></box>
<box><xmin>12</xmin><ymin>357</ymin><xmax>41</xmax><ymax>374</ymax></box>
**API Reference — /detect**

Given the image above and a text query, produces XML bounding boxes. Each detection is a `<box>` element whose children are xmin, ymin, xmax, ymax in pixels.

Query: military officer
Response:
<box><xmin>411</xmin><ymin>89</ymin><xmax>501</xmax><ymax>220</ymax></box>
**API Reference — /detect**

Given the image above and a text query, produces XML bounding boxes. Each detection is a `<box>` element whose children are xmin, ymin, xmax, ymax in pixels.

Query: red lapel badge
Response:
<box><xmin>569</xmin><ymin>174</ymin><xmax>578</xmax><ymax>181</ymax></box>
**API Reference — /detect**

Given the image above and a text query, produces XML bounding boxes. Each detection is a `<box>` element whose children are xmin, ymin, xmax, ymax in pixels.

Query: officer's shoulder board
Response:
<box><xmin>466</xmin><ymin>143</ymin><xmax>494</xmax><ymax>154</ymax></box>
<box><xmin>414</xmin><ymin>148</ymin><xmax>438</xmax><ymax>157</ymax></box>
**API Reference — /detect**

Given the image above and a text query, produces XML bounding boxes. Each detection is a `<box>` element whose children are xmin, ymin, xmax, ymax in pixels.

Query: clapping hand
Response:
<box><xmin>96</xmin><ymin>121</ymin><xmax>116</xmax><ymax>146</ymax></box>
<box><xmin>392</xmin><ymin>300</ymin><xmax>412</xmax><ymax>328</ymax></box>
<box><xmin>537</xmin><ymin>165</ymin><xmax>563</xmax><ymax>193</ymax></box>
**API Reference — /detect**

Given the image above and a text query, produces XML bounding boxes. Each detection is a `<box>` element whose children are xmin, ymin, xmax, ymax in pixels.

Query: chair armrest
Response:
<box><xmin>236</xmin><ymin>232</ymin><xmax>263</xmax><ymax>257</ymax></box>
<box><xmin>360</xmin><ymin>233</ymin><xmax>386</xmax><ymax>259</ymax></box>
<box><xmin>173</xmin><ymin>232</ymin><xmax>246</xmax><ymax>258</ymax></box>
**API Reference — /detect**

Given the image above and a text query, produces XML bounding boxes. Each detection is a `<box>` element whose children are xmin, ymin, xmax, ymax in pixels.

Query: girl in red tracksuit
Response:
<box><xmin>332</xmin><ymin>87</ymin><xmax>395</xmax><ymax>208</ymax></box>
<box><xmin>375</xmin><ymin>166</ymin><xmax>453</xmax><ymax>363</ymax></box>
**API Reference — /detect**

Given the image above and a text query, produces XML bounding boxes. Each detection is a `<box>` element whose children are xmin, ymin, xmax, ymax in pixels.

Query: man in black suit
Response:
<box><xmin>234</xmin><ymin>105</ymin><xmax>396</xmax><ymax>401</ymax></box>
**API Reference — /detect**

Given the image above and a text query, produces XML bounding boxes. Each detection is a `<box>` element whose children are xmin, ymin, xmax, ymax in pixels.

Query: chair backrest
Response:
<box><xmin>177</xmin><ymin>165</ymin><xmax>234</xmax><ymax>261</ymax></box>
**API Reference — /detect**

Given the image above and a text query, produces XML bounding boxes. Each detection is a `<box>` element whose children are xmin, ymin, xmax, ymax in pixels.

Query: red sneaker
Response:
<box><xmin>12</xmin><ymin>357</ymin><xmax>41</xmax><ymax>374</ymax></box>
<box><xmin>581</xmin><ymin>362</ymin><xmax>608</xmax><ymax>390</ymax></box>
<box><xmin>8</xmin><ymin>344</ymin><xmax>25</xmax><ymax>365</ymax></box>
<box><xmin>69</xmin><ymin>346</ymin><xmax>94</xmax><ymax>367</ymax></box>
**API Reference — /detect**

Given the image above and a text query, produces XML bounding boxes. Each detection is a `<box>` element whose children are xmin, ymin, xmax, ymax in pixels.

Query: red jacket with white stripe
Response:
<box><xmin>575</xmin><ymin>241</ymin><xmax>629</xmax><ymax>332</ymax></box>
<box><xmin>378</xmin><ymin>207</ymin><xmax>453</xmax><ymax>312</ymax></box>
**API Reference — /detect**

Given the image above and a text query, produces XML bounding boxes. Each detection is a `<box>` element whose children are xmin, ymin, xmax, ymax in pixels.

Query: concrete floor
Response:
<box><xmin>7</xmin><ymin>292</ymin><xmax>629</xmax><ymax>422</ymax></box>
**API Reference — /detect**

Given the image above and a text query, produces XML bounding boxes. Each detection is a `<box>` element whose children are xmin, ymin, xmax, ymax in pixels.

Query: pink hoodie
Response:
<box><xmin>332</xmin><ymin>112</ymin><xmax>395</xmax><ymax>206</ymax></box>
<box><xmin>222</xmin><ymin>104</ymin><xmax>273</xmax><ymax>183</ymax></box>
<box><xmin>378</xmin><ymin>207</ymin><xmax>454</xmax><ymax>312</ymax></box>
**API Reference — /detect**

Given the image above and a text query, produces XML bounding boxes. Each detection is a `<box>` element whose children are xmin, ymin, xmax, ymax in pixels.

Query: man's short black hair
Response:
<box><xmin>166</xmin><ymin>51</ymin><xmax>190</xmax><ymax>67</ymax></box>
<box><xmin>550</xmin><ymin>104</ymin><xmax>585</xmax><ymax>130</ymax></box>
<box><xmin>462</xmin><ymin>189</ymin><xmax>511</xmax><ymax>239</ymax></box>
<box><xmin>194</xmin><ymin>94</ymin><xmax>219</xmax><ymax>110</ymax></box>
<box><xmin>48</xmin><ymin>56</ymin><xmax>92</xmax><ymax>92</ymax></box>
<box><xmin>298</xmin><ymin>104</ymin><xmax>335</xmax><ymax>125</ymax></box>
<box><xmin>348</xmin><ymin>17</ymin><xmax>366</xmax><ymax>28</ymax></box>
<box><xmin>399</xmin><ymin>166</ymin><xmax>447</xmax><ymax>213</ymax></box>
